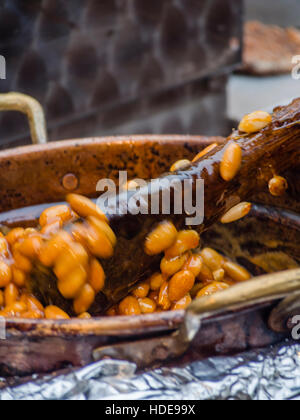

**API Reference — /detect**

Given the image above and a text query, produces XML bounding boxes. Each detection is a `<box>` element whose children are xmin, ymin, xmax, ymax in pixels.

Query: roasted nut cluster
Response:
<box><xmin>112</xmin><ymin>222</ymin><xmax>251</xmax><ymax>317</ymax></box>
<box><xmin>0</xmin><ymin>194</ymin><xmax>116</xmax><ymax>320</ymax></box>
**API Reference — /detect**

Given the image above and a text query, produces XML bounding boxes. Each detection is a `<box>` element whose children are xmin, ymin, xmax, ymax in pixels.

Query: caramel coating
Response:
<box><xmin>220</xmin><ymin>142</ymin><xmax>242</xmax><ymax>182</ymax></box>
<box><xmin>119</xmin><ymin>296</ymin><xmax>141</xmax><ymax>316</ymax></box>
<box><xmin>239</xmin><ymin>111</ymin><xmax>272</xmax><ymax>134</ymax></box>
<box><xmin>145</xmin><ymin>221</ymin><xmax>178</xmax><ymax>256</ymax></box>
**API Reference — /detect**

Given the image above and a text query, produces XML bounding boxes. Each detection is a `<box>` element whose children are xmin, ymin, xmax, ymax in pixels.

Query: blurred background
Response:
<box><xmin>0</xmin><ymin>0</ymin><xmax>299</xmax><ymax>149</ymax></box>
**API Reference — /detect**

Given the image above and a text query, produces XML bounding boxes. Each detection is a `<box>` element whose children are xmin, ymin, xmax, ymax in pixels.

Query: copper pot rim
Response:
<box><xmin>0</xmin><ymin>135</ymin><xmax>224</xmax><ymax>158</ymax></box>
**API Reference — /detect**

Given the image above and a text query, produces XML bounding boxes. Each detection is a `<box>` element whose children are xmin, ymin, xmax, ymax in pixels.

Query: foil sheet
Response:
<box><xmin>1</xmin><ymin>341</ymin><xmax>300</xmax><ymax>400</ymax></box>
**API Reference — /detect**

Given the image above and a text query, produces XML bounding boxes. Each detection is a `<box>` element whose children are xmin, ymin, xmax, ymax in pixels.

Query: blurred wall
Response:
<box><xmin>246</xmin><ymin>0</ymin><xmax>300</xmax><ymax>26</ymax></box>
<box><xmin>0</xmin><ymin>0</ymin><xmax>243</xmax><ymax>148</ymax></box>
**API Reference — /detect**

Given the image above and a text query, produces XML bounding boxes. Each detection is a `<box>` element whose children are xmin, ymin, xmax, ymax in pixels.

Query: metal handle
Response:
<box><xmin>93</xmin><ymin>269</ymin><xmax>300</xmax><ymax>369</ymax></box>
<box><xmin>0</xmin><ymin>92</ymin><xmax>48</xmax><ymax>145</ymax></box>
<box><xmin>181</xmin><ymin>268</ymin><xmax>300</xmax><ymax>343</ymax></box>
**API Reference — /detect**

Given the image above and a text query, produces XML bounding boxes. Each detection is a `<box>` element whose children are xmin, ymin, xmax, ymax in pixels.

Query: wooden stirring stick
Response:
<box><xmin>28</xmin><ymin>98</ymin><xmax>300</xmax><ymax>315</ymax></box>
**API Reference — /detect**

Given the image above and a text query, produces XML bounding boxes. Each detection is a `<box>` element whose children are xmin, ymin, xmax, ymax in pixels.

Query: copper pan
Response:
<box><xmin>0</xmin><ymin>94</ymin><xmax>299</xmax><ymax>377</ymax></box>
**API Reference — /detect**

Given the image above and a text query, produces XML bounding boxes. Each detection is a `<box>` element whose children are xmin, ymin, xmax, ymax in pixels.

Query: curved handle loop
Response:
<box><xmin>0</xmin><ymin>92</ymin><xmax>48</xmax><ymax>145</ymax></box>
<box><xmin>93</xmin><ymin>269</ymin><xmax>300</xmax><ymax>369</ymax></box>
<box><xmin>181</xmin><ymin>268</ymin><xmax>300</xmax><ymax>342</ymax></box>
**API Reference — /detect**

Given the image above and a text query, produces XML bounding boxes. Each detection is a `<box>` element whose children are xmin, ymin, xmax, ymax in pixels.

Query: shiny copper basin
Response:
<box><xmin>0</xmin><ymin>135</ymin><xmax>299</xmax><ymax>376</ymax></box>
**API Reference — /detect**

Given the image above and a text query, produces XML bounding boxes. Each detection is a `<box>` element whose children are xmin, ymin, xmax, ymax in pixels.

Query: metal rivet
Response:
<box><xmin>62</xmin><ymin>173</ymin><xmax>79</xmax><ymax>191</ymax></box>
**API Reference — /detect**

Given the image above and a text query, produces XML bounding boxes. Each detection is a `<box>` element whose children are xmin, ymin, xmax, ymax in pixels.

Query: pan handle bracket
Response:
<box><xmin>93</xmin><ymin>269</ymin><xmax>300</xmax><ymax>369</ymax></box>
<box><xmin>268</xmin><ymin>291</ymin><xmax>300</xmax><ymax>333</ymax></box>
<box><xmin>0</xmin><ymin>92</ymin><xmax>48</xmax><ymax>145</ymax></box>
<box><xmin>180</xmin><ymin>268</ymin><xmax>300</xmax><ymax>343</ymax></box>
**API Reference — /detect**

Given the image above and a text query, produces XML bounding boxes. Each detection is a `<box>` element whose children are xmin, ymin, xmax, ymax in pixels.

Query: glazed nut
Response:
<box><xmin>170</xmin><ymin>159</ymin><xmax>191</xmax><ymax>172</ymax></box>
<box><xmin>57</xmin><ymin>265</ymin><xmax>87</xmax><ymax>299</ymax></box>
<box><xmin>87</xmin><ymin>216</ymin><xmax>116</xmax><ymax>247</ymax></box>
<box><xmin>196</xmin><ymin>281</ymin><xmax>229</xmax><ymax>298</ymax></box>
<box><xmin>119</xmin><ymin>296</ymin><xmax>141</xmax><ymax>316</ymax></box>
<box><xmin>138</xmin><ymin>298</ymin><xmax>157</xmax><ymax>314</ymax></box>
<box><xmin>183</xmin><ymin>255</ymin><xmax>203</xmax><ymax>278</ymax></box>
<box><xmin>223</xmin><ymin>262</ymin><xmax>251</xmax><ymax>282</ymax></box>
<box><xmin>158</xmin><ymin>281</ymin><xmax>171</xmax><ymax>311</ymax></box>
<box><xmin>213</xmin><ymin>268</ymin><xmax>225</xmax><ymax>282</ymax></box>
<box><xmin>198</xmin><ymin>263</ymin><xmax>214</xmax><ymax>283</ymax></box>
<box><xmin>221</xmin><ymin>202</ymin><xmax>252</xmax><ymax>224</ymax></box>
<box><xmin>201</xmin><ymin>248</ymin><xmax>226</xmax><ymax>272</ymax></box>
<box><xmin>45</xmin><ymin>306</ymin><xmax>70</xmax><ymax>320</ymax></box>
<box><xmin>24</xmin><ymin>228</ymin><xmax>37</xmax><ymax>237</ymax></box>
<box><xmin>17</xmin><ymin>235</ymin><xmax>43</xmax><ymax>259</ymax></box>
<box><xmin>168</xmin><ymin>270</ymin><xmax>195</xmax><ymax>303</ymax></box>
<box><xmin>5</xmin><ymin>228</ymin><xmax>25</xmax><ymax>246</ymax></box>
<box><xmin>26</xmin><ymin>296</ymin><xmax>44</xmax><ymax>314</ymax></box>
<box><xmin>0</xmin><ymin>261</ymin><xmax>12</xmax><ymax>288</ymax></box>
<box><xmin>54</xmin><ymin>242</ymin><xmax>89</xmax><ymax>281</ymax></box>
<box><xmin>220</xmin><ymin>142</ymin><xmax>242</xmax><ymax>182</ymax></box>
<box><xmin>132</xmin><ymin>281</ymin><xmax>150</xmax><ymax>299</ymax></box>
<box><xmin>149</xmin><ymin>273</ymin><xmax>166</xmax><ymax>291</ymax></box>
<box><xmin>148</xmin><ymin>290</ymin><xmax>159</xmax><ymax>303</ymax></box>
<box><xmin>268</xmin><ymin>176</ymin><xmax>288</xmax><ymax>197</ymax></box>
<box><xmin>85</xmin><ymin>225</ymin><xmax>114</xmax><ymax>259</ymax></box>
<box><xmin>66</xmin><ymin>194</ymin><xmax>108</xmax><ymax>223</ymax></box>
<box><xmin>39</xmin><ymin>231</ymin><xmax>73</xmax><ymax>267</ymax></box>
<box><xmin>0</xmin><ymin>237</ymin><xmax>9</xmax><ymax>256</ymax></box>
<box><xmin>71</xmin><ymin>223</ymin><xmax>89</xmax><ymax>247</ymax></box>
<box><xmin>239</xmin><ymin>111</ymin><xmax>272</xmax><ymax>134</ymax></box>
<box><xmin>165</xmin><ymin>230</ymin><xmax>200</xmax><ymax>259</ymax></box>
<box><xmin>160</xmin><ymin>253</ymin><xmax>189</xmax><ymax>277</ymax></box>
<box><xmin>13</xmin><ymin>251</ymin><xmax>32</xmax><ymax>273</ymax></box>
<box><xmin>4</xmin><ymin>283</ymin><xmax>19</xmax><ymax>306</ymax></box>
<box><xmin>73</xmin><ymin>284</ymin><xmax>95</xmax><ymax>315</ymax></box>
<box><xmin>192</xmin><ymin>143</ymin><xmax>218</xmax><ymax>162</ymax></box>
<box><xmin>89</xmin><ymin>258</ymin><xmax>105</xmax><ymax>293</ymax></box>
<box><xmin>171</xmin><ymin>294</ymin><xmax>192</xmax><ymax>311</ymax></box>
<box><xmin>145</xmin><ymin>221</ymin><xmax>178</xmax><ymax>256</ymax></box>
<box><xmin>41</xmin><ymin>220</ymin><xmax>62</xmax><ymax>236</ymax></box>
<box><xmin>5</xmin><ymin>302</ymin><xmax>27</xmax><ymax>317</ymax></box>
<box><xmin>12</xmin><ymin>267</ymin><xmax>26</xmax><ymax>288</ymax></box>
<box><xmin>39</xmin><ymin>205</ymin><xmax>72</xmax><ymax>227</ymax></box>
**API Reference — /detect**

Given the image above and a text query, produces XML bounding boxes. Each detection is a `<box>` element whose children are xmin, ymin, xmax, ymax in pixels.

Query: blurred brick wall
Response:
<box><xmin>0</xmin><ymin>0</ymin><xmax>243</xmax><ymax>149</ymax></box>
